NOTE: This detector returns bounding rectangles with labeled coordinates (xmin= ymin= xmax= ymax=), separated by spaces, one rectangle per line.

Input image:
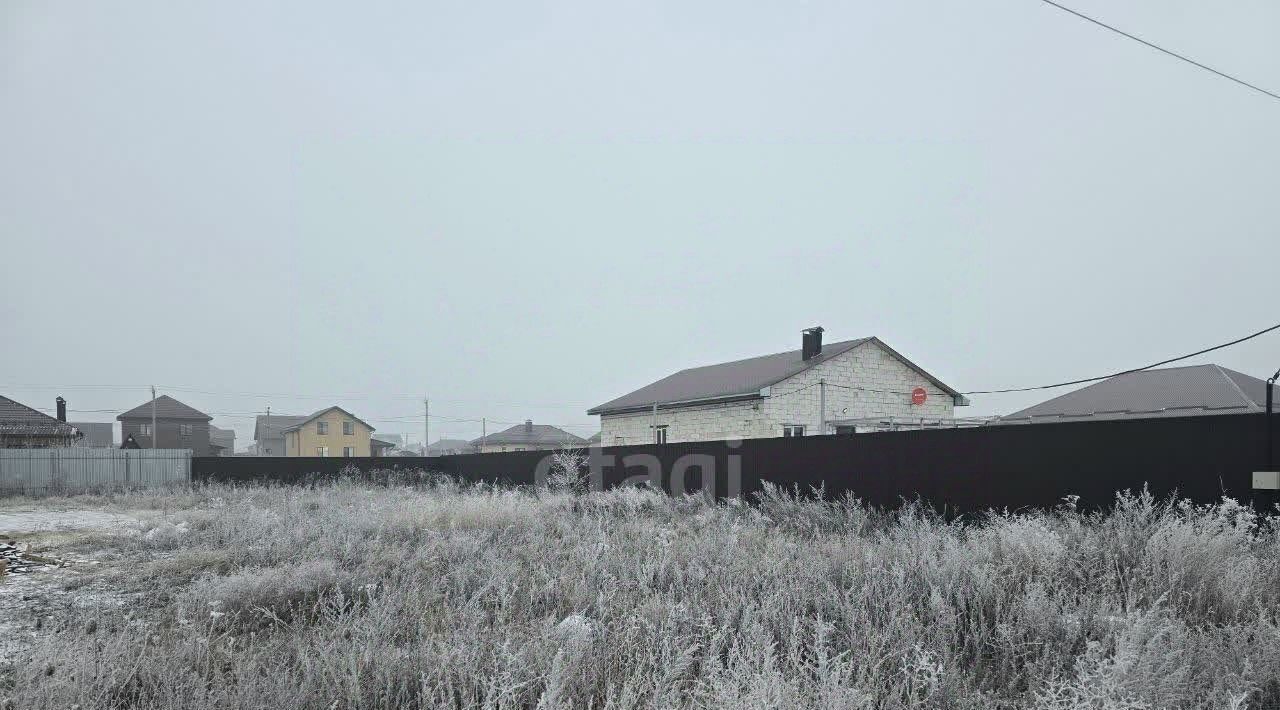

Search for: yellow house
xmin=282 ymin=406 xmax=375 ymax=457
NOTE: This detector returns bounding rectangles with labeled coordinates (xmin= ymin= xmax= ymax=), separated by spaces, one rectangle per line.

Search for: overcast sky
xmin=3 ymin=0 xmax=1278 ymax=448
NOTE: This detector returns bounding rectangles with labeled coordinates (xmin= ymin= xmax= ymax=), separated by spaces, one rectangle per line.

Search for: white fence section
xmin=0 ymin=449 xmax=192 ymax=494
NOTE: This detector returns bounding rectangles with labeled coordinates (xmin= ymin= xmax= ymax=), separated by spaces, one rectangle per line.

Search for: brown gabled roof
xmin=0 ymin=395 xmax=80 ymax=438
xmin=280 ymin=406 xmax=375 ymax=433
xmin=117 ymin=395 xmax=211 ymax=421
xmin=589 ymin=336 xmax=964 ymax=415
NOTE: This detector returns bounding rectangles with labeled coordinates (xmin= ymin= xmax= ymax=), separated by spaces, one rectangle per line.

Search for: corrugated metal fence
xmin=0 ymin=449 xmax=192 ymax=495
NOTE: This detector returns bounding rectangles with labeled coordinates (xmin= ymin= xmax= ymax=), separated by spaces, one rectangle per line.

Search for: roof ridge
xmin=1211 ymin=364 xmax=1262 ymax=411
xmin=674 ymin=337 xmax=869 ymax=374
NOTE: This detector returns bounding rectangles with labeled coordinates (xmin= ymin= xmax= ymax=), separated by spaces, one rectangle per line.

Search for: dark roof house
xmin=119 ymin=395 xmax=213 ymax=421
xmin=471 ymin=420 xmax=588 ymax=450
xmin=998 ymin=364 xmax=1273 ymax=424
xmin=0 ymin=395 xmax=82 ymax=448
xmin=589 ymin=336 xmax=966 ymax=416
xmin=117 ymin=395 xmax=213 ymax=454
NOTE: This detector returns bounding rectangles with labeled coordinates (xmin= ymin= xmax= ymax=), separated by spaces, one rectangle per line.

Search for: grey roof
xmin=209 ymin=426 xmax=236 ymax=450
xmin=280 ymin=406 xmax=375 ymax=433
xmin=998 ymin=364 xmax=1272 ymax=424
xmin=0 ymin=395 xmax=80 ymax=438
xmin=471 ymin=422 xmax=588 ymax=447
xmin=588 ymin=336 xmax=963 ymax=415
xmin=254 ymin=414 xmax=308 ymax=440
xmin=69 ymin=422 xmax=114 ymax=447
xmin=426 ymin=438 xmax=473 ymax=455
xmin=371 ymin=433 xmax=400 ymax=446
xmin=118 ymin=395 xmax=211 ymax=421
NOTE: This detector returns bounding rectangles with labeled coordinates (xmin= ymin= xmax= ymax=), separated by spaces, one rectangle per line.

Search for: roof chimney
xmin=56 ymin=396 xmax=67 ymax=422
xmin=801 ymin=326 xmax=824 ymax=360
xmin=524 ymin=419 xmax=533 ymax=433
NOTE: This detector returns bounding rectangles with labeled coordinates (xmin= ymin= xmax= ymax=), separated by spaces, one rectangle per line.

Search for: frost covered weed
xmin=4 ymin=482 xmax=1280 ymax=709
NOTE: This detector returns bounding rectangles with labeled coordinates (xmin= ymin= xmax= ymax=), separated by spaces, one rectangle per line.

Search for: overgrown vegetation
xmin=2 ymin=477 xmax=1279 ymax=709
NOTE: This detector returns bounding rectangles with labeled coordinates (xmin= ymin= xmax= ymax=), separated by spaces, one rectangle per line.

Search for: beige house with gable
xmin=282 ymin=406 xmax=375 ymax=457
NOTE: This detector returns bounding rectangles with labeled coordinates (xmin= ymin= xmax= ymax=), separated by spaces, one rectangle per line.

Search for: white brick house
xmin=589 ymin=328 xmax=967 ymax=445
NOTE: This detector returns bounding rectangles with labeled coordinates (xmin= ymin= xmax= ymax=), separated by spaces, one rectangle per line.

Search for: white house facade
xmin=589 ymin=328 xmax=967 ymax=445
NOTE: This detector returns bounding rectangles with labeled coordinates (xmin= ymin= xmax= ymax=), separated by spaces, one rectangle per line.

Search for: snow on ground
xmin=0 ymin=510 xmax=139 ymax=536
xmin=0 ymin=508 xmax=142 ymax=664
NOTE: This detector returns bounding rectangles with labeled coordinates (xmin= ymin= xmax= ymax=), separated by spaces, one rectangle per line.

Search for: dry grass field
xmin=1 ymin=476 xmax=1278 ymax=709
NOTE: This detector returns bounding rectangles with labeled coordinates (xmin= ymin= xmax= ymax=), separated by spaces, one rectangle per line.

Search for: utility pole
xmin=481 ymin=418 xmax=486 ymax=452
xmin=424 ymin=398 xmax=429 ymax=456
xmin=265 ymin=406 xmax=271 ymax=456
xmin=1268 ymin=368 xmax=1278 ymax=470
xmin=819 ymin=379 xmax=826 ymax=436
xmin=150 ymin=385 xmax=157 ymax=449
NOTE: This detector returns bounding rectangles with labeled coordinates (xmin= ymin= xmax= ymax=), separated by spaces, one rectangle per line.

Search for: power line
xmin=962 ymin=320 xmax=1280 ymax=395
xmin=1039 ymin=0 xmax=1280 ymax=102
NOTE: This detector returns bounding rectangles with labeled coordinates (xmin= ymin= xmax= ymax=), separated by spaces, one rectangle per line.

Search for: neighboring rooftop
xmin=209 ymin=426 xmax=236 ymax=450
xmin=69 ymin=422 xmax=114 ymax=447
xmin=0 ymin=395 xmax=80 ymax=439
xmin=589 ymin=335 xmax=963 ymax=415
xmin=998 ymin=364 xmax=1273 ymax=424
xmin=117 ymin=395 xmax=211 ymax=421
xmin=426 ymin=438 xmax=473 ymax=455
xmin=254 ymin=414 xmax=309 ymax=440
xmin=472 ymin=421 xmax=588 ymax=447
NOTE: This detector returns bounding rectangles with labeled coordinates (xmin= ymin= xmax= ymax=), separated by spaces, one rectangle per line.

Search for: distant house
xmin=471 ymin=420 xmax=588 ymax=454
xmin=0 ymin=395 xmax=81 ymax=448
xmin=253 ymin=414 xmax=308 ymax=456
xmin=117 ymin=396 xmax=214 ymax=454
xmin=69 ymin=422 xmax=114 ymax=448
xmin=997 ymin=364 xmax=1274 ymax=425
xmin=370 ymin=434 xmax=398 ymax=457
xmin=209 ymin=426 xmax=236 ymax=456
xmin=280 ymin=406 xmax=375 ymax=457
xmin=588 ymin=327 xmax=966 ymax=445
xmin=425 ymin=438 xmax=473 ymax=456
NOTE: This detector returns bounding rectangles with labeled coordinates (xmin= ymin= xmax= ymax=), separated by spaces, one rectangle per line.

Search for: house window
xmin=316 ymin=446 xmax=329 ymax=457
xmin=179 ymin=424 xmax=193 ymax=436
xmin=140 ymin=424 xmax=153 ymax=437
xmin=317 ymin=421 xmax=329 ymax=435
xmin=651 ymin=424 xmax=668 ymax=444
xmin=343 ymin=420 xmax=354 ymax=435
xmin=782 ymin=425 xmax=805 ymax=438
xmin=343 ymin=446 xmax=355 ymax=457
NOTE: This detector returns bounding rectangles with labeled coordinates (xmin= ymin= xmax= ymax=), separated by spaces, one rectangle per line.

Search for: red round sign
xmin=911 ymin=387 xmax=927 ymax=406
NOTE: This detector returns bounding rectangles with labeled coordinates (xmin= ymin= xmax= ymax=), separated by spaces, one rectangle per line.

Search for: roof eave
xmin=591 ymin=391 xmax=766 ymax=417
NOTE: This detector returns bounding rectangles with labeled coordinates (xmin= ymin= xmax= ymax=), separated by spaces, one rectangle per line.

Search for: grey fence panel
xmin=0 ymin=449 xmax=191 ymax=495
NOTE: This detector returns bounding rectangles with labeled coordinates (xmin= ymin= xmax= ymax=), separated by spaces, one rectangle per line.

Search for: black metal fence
xmin=193 ymin=413 xmax=1280 ymax=513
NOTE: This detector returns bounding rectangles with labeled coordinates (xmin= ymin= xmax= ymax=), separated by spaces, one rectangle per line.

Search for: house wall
xmin=599 ymin=340 xmax=957 ymax=445
xmin=119 ymin=418 xmax=212 ymax=455
xmin=284 ymin=410 xmax=373 ymax=457
xmin=256 ymin=435 xmax=286 ymax=456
